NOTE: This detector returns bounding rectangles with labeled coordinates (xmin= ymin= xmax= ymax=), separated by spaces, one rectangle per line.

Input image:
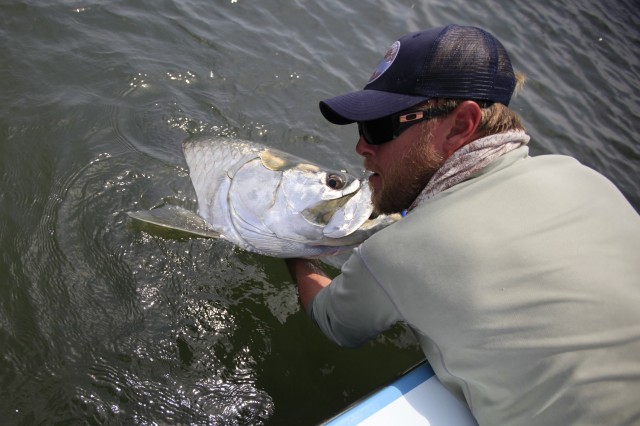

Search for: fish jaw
xmin=265 ymin=165 xmax=361 ymax=243
xmin=322 ymin=180 xmax=374 ymax=239
xmin=318 ymin=180 xmax=400 ymax=245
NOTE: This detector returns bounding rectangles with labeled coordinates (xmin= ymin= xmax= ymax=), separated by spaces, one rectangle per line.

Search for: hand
xmin=285 ymin=258 xmax=332 ymax=310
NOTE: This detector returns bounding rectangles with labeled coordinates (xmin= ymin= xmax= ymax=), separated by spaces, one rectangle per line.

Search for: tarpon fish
xmin=128 ymin=137 xmax=398 ymax=258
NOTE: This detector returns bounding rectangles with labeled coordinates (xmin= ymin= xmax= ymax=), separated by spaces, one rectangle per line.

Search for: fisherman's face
xmin=356 ymin=119 xmax=446 ymax=214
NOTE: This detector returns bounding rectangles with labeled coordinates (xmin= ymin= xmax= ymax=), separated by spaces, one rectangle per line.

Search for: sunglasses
xmin=357 ymin=106 xmax=457 ymax=146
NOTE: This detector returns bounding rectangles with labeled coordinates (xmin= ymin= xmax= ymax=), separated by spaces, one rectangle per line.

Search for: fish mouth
xmin=362 ymin=167 xmax=379 ymax=179
xmin=301 ymin=188 xmax=359 ymax=225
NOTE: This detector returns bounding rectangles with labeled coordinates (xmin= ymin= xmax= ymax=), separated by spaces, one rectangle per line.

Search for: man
xmin=286 ymin=25 xmax=640 ymax=425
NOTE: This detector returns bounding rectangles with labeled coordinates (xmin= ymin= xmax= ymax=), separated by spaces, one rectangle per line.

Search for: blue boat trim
xmin=324 ymin=361 xmax=435 ymax=425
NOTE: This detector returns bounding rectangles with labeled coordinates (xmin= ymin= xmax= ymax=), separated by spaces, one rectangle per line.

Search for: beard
xmin=369 ymin=137 xmax=445 ymax=215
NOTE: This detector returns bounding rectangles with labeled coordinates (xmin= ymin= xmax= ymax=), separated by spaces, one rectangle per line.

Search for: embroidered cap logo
xmin=368 ymin=41 xmax=400 ymax=84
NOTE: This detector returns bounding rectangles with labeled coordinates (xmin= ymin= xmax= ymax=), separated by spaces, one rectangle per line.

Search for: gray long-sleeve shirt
xmin=310 ymin=147 xmax=640 ymax=425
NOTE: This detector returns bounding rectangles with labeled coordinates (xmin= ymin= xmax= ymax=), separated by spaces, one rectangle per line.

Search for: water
xmin=0 ymin=0 xmax=638 ymax=424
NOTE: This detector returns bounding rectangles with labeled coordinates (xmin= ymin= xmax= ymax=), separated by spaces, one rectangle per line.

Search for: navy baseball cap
xmin=320 ymin=25 xmax=516 ymax=125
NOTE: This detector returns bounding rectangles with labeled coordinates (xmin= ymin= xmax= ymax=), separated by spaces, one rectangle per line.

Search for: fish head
xmin=257 ymin=149 xmax=374 ymax=241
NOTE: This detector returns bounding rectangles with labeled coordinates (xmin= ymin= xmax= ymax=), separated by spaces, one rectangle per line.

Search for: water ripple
xmin=1 ymin=0 xmax=638 ymax=424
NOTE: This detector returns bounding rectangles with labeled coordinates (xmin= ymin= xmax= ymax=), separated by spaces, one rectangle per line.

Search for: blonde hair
xmin=476 ymin=71 xmax=527 ymax=136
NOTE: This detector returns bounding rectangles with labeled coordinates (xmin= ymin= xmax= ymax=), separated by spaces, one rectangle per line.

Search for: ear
xmin=442 ymin=101 xmax=482 ymax=157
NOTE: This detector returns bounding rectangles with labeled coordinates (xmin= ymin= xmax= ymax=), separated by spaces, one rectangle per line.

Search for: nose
xmin=356 ymin=134 xmax=375 ymax=157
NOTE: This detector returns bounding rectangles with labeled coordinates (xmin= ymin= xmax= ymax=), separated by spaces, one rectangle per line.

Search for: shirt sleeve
xmin=308 ymin=246 xmax=403 ymax=347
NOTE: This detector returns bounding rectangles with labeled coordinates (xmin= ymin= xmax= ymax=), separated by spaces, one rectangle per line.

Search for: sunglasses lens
xmin=358 ymin=116 xmax=395 ymax=145
xmin=357 ymin=106 xmax=457 ymax=145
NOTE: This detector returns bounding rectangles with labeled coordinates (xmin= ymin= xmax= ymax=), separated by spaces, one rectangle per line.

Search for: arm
xmin=287 ymin=252 xmax=400 ymax=347
xmin=285 ymin=258 xmax=331 ymax=311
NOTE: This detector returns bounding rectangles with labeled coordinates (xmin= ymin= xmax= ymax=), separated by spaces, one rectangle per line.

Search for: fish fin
xmin=127 ymin=205 xmax=221 ymax=239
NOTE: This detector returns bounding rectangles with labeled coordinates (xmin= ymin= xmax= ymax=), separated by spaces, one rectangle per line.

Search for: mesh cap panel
xmin=418 ymin=26 xmax=515 ymax=103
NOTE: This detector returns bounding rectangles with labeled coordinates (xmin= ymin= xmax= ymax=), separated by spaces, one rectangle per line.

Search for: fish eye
xmin=326 ymin=173 xmax=345 ymax=190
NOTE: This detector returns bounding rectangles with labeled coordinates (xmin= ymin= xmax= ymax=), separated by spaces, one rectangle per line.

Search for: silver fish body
xmin=130 ymin=137 xmax=398 ymax=258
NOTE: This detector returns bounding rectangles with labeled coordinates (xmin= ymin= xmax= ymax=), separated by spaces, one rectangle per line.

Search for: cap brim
xmin=319 ymin=89 xmax=429 ymax=124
